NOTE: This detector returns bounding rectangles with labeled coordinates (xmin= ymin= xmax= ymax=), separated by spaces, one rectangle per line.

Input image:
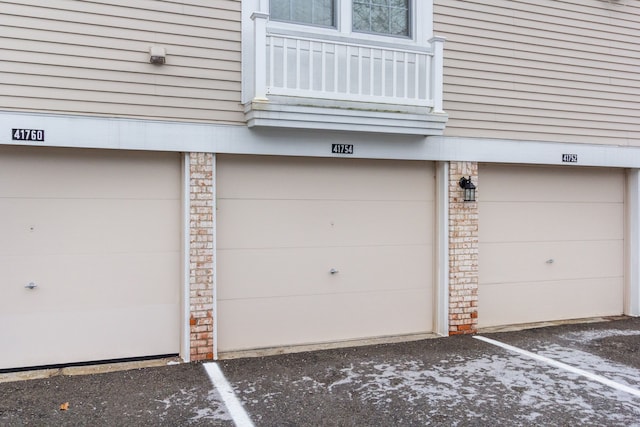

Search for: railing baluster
xmin=345 ymin=46 xmax=351 ymax=94
xmin=414 ymin=53 xmax=420 ymax=101
xmin=321 ymin=43 xmax=326 ymax=92
xmin=283 ymin=38 xmax=288 ymax=89
xmin=269 ymin=36 xmax=274 ymax=90
xmin=296 ymin=39 xmax=301 ymax=89
xmin=403 ymin=52 xmax=409 ymax=99
xmin=333 ymin=45 xmax=338 ymax=93
xmin=308 ymin=41 xmax=314 ymax=91
xmin=392 ymin=51 xmax=397 ymax=98
xmin=381 ymin=49 xmax=386 ymax=98
xmin=425 ymin=54 xmax=431 ymax=103
xmin=358 ymin=47 xmax=363 ymax=95
xmin=369 ymin=48 xmax=375 ymax=96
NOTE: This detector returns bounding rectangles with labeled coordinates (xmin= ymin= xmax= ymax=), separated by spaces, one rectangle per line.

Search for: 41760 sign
xmin=12 ymin=128 xmax=45 ymax=142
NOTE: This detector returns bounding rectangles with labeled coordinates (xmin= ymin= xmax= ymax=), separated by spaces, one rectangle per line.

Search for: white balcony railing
xmin=250 ymin=12 xmax=445 ymax=113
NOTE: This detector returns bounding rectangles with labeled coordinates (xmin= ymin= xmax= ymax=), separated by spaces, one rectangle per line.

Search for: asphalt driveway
xmin=1 ymin=317 xmax=640 ymax=426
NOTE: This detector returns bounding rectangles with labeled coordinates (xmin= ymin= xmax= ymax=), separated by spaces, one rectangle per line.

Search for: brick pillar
xmin=189 ymin=153 xmax=214 ymax=360
xmin=449 ymin=162 xmax=479 ymax=335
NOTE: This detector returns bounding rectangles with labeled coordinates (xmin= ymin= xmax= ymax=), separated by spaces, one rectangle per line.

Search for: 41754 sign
xmin=12 ymin=128 xmax=45 ymax=142
xmin=331 ymin=144 xmax=354 ymax=155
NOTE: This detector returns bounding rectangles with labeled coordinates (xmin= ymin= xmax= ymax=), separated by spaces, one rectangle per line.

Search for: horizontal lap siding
xmin=434 ymin=0 xmax=640 ymax=146
xmin=0 ymin=0 xmax=243 ymax=124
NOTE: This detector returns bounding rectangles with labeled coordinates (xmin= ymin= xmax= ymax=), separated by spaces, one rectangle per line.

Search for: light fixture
xmin=459 ymin=176 xmax=476 ymax=202
xmin=149 ymin=46 xmax=166 ymax=65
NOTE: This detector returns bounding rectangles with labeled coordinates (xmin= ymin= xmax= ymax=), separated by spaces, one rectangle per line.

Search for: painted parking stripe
xmin=204 ymin=362 xmax=255 ymax=427
xmin=474 ymin=335 xmax=640 ymax=398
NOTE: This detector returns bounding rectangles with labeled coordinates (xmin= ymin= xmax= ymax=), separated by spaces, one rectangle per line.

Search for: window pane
xmin=352 ymin=0 xmax=409 ymax=36
xmin=271 ymin=0 xmax=290 ymax=21
xmin=353 ymin=3 xmax=370 ymax=32
xmin=370 ymin=6 xmax=389 ymax=34
xmin=271 ymin=0 xmax=335 ymax=27
xmin=389 ymin=8 xmax=408 ymax=35
xmin=292 ymin=1 xmax=313 ymax=23
xmin=314 ymin=0 xmax=335 ymax=26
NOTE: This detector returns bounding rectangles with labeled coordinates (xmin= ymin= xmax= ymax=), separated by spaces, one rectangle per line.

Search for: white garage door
xmin=217 ymin=155 xmax=434 ymax=352
xmin=0 ymin=146 xmax=181 ymax=370
xmin=478 ymin=164 xmax=624 ymax=327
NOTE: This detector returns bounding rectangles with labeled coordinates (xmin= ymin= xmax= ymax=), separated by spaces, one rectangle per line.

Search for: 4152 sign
xmin=12 ymin=128 xmax=45 ymax=142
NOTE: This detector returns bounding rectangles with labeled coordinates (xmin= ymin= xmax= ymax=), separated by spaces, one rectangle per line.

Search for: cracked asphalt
xmin=1 ymin=317 xmax=639 ymax=426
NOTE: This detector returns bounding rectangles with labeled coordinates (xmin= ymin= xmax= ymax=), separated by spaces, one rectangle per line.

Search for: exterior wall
xmin=189 ymin=153 xmax=215 ymax=361
xmin=434 ymin=0 xmax=640 ymax=146
xmin=448 ymin=161 xmax=479 ymax=334
xmin=0 ymin=0 xmax=243 ymax=124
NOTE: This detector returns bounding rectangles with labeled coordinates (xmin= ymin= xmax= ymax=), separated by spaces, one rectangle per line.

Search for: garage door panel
xmin=0 ymin=147 xmax=180 ymax=199
xmin=218 ymin=244 xmax=432 ymax=300
xmin=0 ymin=304 xmax=178 ymax=369
xmin=1 ymin=252 xmax=179 ymax=314
xmin=479 ymin=240 xmax=623 ymax=285
xmin=218 ymin=156 xmax=434 ymax=352
xmin=0 ymin=147 xmax=180 ymax=370
xmin=217 ymin=155 xmax=434 ymax=202
xmin=479 ymin=164 xmax=624 ymax=329
xmin=218 ymin=199 xmax=433 ymax=249
xmin=1 ymin=199 xmax=180 ymax=255
xmin=218 ymin=289 xmax=433 ymax=352
xmin=479 ymin=202 xmax=623 ymax=243
xmin=479 ymin=278 xmax=624 ymax=327
xmin=480 ymin=165 xmax=624 ymax=203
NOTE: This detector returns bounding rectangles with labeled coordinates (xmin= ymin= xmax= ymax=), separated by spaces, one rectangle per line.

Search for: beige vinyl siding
xmin=0 ymin=0 xmax=243 ymax=124
xmin=434 ymin=0 xmax=640 ymax=146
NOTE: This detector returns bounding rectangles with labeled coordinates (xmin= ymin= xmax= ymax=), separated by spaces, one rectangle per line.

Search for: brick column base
xmin=189 ymin=153 xmax=214 ymax=360
xmin=449 ymin=162 xmax=479 ymax=335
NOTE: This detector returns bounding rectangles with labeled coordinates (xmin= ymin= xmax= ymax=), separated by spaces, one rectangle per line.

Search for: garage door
xmin=0 ymin=146 xmax=181 ymax=370
xmin=217 ymin=155 xmax=434 ymax=352
xmin=478 ymin=164 xmax=624 ymax=327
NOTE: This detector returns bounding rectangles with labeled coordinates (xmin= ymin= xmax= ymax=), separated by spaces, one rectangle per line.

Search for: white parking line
xmin=204 ymin=362 xmax=255 ymax=427
xmin=474 ymin=335 xmax=640 ymax=398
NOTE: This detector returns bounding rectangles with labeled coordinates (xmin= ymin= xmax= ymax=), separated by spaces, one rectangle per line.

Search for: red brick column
xmin=449 ymin=161 xmax=479 ymax=335
xmin=189 ymin=153 xmax=214 ymax=360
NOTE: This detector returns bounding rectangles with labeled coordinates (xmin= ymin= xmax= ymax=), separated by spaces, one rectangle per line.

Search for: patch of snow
xmin=561 ymin=328 xmax=640 ymax=344
xmin=155 ymin=387 xmax=231 ymax=423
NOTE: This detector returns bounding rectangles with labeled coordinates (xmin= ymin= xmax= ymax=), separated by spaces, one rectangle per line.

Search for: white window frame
xmin=246 ymin=0 xmax=432 ymax=47
xmin=241 ymin=0 xmax=435 ymax=104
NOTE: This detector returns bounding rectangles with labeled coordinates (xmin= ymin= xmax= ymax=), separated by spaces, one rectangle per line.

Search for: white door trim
xmin=212 ymin=153 xmax=219 ymax=360
xmin=626 ymin=169 xmax=640 ymax=316
xmin=435 ymin=161 xmax=449 ymax=336
xmin=181 ymin=153 xmax=191 ymax=362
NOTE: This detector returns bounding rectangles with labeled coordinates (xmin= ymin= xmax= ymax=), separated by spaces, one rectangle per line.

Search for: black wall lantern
xmin=459 ymin=176 xmax=476 ymax=202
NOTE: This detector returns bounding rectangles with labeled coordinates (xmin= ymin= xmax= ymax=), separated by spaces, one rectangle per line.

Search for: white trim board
xmin=2 ymin=111 xmax=640 ymax=168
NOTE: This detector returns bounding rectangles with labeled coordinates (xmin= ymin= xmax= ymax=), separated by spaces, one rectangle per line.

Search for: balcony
xmin=244 ymin=12 xmax=448 ymax=136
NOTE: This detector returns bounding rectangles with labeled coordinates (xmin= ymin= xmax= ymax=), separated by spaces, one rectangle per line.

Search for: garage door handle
xmin=330 ymin=268 xmax=339 ymax=275
xmin=546 ymin=259 xmax=554 ymax=264
xmin=24 ymin=282 xmax=38 ymax=290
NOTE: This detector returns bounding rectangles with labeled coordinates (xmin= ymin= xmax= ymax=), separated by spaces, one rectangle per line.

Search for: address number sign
xmin=12 ymin=128 xmax=45 ymax=142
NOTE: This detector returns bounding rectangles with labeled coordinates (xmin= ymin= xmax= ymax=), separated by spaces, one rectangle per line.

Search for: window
xmin=353 ymin=0 xmax=409 ymax=36
xmin=270 ymin=0 xmax=335 ymax=27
